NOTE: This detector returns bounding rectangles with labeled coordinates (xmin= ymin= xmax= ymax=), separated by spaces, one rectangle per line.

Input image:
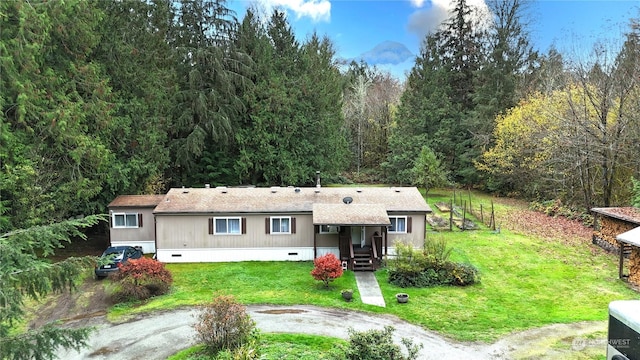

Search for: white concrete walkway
xmin=354 ymin=271 xmax=386 ymax=307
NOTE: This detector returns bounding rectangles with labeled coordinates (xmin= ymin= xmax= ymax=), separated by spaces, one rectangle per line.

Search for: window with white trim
xmin=320 ymin=225 xmax=339 ymax=234
xmin=214 ymin=217 xmax=241 ymax=235
xmin=389 ymin=216 xmax=407 ymax=233
xmin=112 ymin=213 xmax=139 ymax=228
xmin=271 ymin=216 xmax=291 ymax=234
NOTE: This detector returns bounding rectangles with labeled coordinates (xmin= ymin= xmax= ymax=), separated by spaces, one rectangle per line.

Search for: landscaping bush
xmin=310 ymin=253 xmax=343 ymax=288
xmin=342 ymin=326 xmax=422 ymax=360
xmin=110 ymin=257 xmax=173 ymax=302
xmin=194 ymin=294 xmax=258 ymax=357
xmin=388 ymin=240 xmax=479 ymax=288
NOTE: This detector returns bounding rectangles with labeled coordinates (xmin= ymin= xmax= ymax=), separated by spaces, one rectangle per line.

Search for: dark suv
xmin=95 ymin=246 xmax=143 ymax=278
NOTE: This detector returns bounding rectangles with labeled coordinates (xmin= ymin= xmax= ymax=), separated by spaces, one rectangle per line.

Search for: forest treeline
xmin=1 ymin=0 xmax=639 ymax=230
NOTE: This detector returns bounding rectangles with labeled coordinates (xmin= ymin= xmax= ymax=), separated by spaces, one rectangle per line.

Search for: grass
xmin=108 ymin=188 xmax=640 ymax=343
xmin=168 ymin=333 xmax=346 ymax=360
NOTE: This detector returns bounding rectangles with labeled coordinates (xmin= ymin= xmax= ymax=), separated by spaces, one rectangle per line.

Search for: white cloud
xmin=407 ymin=0 xmax=491 ymax=40
xmin=410 ymin=0 xmax=426 ymax=8
xmin=257 ymin=0 xmax=331 ymax=22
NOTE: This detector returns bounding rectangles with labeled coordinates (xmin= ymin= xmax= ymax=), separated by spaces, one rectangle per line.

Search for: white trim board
xmin=156 ymin=247 xmax=339 ymax=263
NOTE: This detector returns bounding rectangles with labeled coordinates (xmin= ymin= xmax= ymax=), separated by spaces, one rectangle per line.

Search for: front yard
xmin=108 ymin=191 xmax=639 ymax=343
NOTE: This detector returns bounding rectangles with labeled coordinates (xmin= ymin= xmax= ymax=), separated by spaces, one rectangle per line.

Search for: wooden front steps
xmin=352 ymin=249 xmax=374 ymax=271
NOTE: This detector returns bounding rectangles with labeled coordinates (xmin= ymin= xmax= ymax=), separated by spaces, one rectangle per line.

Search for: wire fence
xmin=428 ymin=189 xmax=497 ymax=232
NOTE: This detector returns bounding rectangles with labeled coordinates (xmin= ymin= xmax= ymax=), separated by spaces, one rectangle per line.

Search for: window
xmin=112 ymin=213 xmax=139 ymax=228
xmin=320 ymin=225 xmax=339 ymax=234
xmin=214 ymin=217 xmax=241 ymax=235
xmin=271 ymin=216 xmax=291 ymax=234
xmin=389 ymin=216 xmax=407 ymax=233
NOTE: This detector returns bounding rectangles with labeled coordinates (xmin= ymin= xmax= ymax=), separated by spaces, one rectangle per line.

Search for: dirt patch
xmin=487 ymin=321 xmax=608 ymax=359
xmin=29 ymin=277 xmax=112 ymax=329
xmin=28 ymin=232 xmax=113 ymax=329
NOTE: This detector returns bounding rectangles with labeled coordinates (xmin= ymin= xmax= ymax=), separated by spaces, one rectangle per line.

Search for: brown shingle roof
xmin=108 ymin=195 xmax=166 ymax=208
xmin=591 ymin=207 xmax=640 ymax=225
xmin=313 ymin=203 xmax=391 ymax=225
xmin=153 ymin=186 xmax=431 ymax=214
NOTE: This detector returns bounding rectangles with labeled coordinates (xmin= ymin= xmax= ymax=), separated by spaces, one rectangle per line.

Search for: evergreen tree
xmin=0 ymin=215 xmax=105 ymax=359
xmin=234 ymin=10 xmax=347 ymax=185
xmin=171 ymin=0 xmax=249 ymax=184
xmin=387 ymin=0 xmax=485 ymax=185
xmin=471 ymin=0 xmax=538 ymax=168
xmin=92 ymin=0 xmax=177 ymax=195
xmin=0 ymin=0 xmax=114 ymax=227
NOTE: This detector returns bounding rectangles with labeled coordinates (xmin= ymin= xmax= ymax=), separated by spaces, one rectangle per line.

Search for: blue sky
xmin=229 ymin=0 xmax=639 ymax=79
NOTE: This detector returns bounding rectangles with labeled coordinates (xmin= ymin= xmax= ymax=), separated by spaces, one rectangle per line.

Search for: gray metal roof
xmin=153 ymin=186 xmax=431 ymax=215
xmin=617 ymin=226 xmax=640 ymax=247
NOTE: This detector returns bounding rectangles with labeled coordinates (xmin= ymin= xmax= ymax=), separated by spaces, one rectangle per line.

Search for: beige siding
xmin=156 ymin=213 xmax=318 ymax=249
xmin=109 ymin=207 xmax=156 ymax=242
xmin=387 ymin=214 xmax=426 ymax=248
xmin=315 ymin=233 xmax=339 ymax=247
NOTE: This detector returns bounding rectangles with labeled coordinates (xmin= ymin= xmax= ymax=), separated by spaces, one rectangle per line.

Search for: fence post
xmin=480 ymin=204 xmax=484 ymax=224
xmin=449 ymin=199 xmax=453 ymax=231
xmin=490 ymin=201 xmax=496 ymax=231
xmin=462 ymin=200 xmax=467 ymax=231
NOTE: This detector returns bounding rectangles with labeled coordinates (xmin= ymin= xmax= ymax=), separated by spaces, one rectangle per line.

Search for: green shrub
xmin=423 ymin=235 xmax=452 ymax=265
xmin=109 ymin=257 xmax=173 ymax=302
xmin=214 ymin=338 xmax=261 ymax=360
xmin=194 ymin=294 xmax=259 ymax=357
xmin=342 ymin=326 xmax=422 ymax=360
xmin=388 ymin=240 xmax=479 ymax=288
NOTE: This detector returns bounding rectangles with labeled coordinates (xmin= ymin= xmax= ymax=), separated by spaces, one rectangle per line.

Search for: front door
xmin=351 ymin=226 xmax=365 ymax=248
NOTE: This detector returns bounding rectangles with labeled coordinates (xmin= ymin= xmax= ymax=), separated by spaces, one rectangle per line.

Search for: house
xmin=108 ymin=194 xmax=165 ymax=254
xmin=108 ymin=186 xmax=432 ymax=270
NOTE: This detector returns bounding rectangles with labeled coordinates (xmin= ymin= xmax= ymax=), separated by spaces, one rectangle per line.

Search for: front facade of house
xmin=109 ymin=186 xmax=431 ymax=268
xmin=153 ymin=186 xmax=431 ymax=267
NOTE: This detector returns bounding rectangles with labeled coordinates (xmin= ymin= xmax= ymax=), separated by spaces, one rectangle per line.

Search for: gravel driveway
xmin=56 ymin=305 xmax=607 ymax=359
xmin=56 ymin=305 xmax=492 ymax=359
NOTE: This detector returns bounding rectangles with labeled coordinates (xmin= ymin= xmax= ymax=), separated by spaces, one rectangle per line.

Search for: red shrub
xmin=311 ymin=253 xmax=343 ymax=288
xmin=110 ymin=257 xmax=173 ymax=302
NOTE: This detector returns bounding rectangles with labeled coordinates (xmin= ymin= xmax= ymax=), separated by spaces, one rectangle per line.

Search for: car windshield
xmin=103 ymin=249 xmax=124 ymax=261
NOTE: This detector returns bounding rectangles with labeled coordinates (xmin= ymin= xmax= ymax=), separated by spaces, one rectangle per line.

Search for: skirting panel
xmin=156 ymin=247 xmax=339 ymax=263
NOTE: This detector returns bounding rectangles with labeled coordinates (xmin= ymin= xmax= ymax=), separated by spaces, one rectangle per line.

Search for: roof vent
xmin=356 ymin=189 xmax=362 ymax=193
xmin=343 ymin=197 xmax=353 ymax=204
xmin=205 ymin=184 xmax=210 ymax=189
xmin=271 ymin=186 xmax=280 ymax=193
xmin=295 ymin=187 xmax=301 ymax=193
xmin=395 ymin=189 xmax=401 ymax=193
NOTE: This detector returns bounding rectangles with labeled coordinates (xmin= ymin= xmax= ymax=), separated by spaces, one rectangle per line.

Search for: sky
xmin=228 ymin=0 xmax=640 ymax=79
